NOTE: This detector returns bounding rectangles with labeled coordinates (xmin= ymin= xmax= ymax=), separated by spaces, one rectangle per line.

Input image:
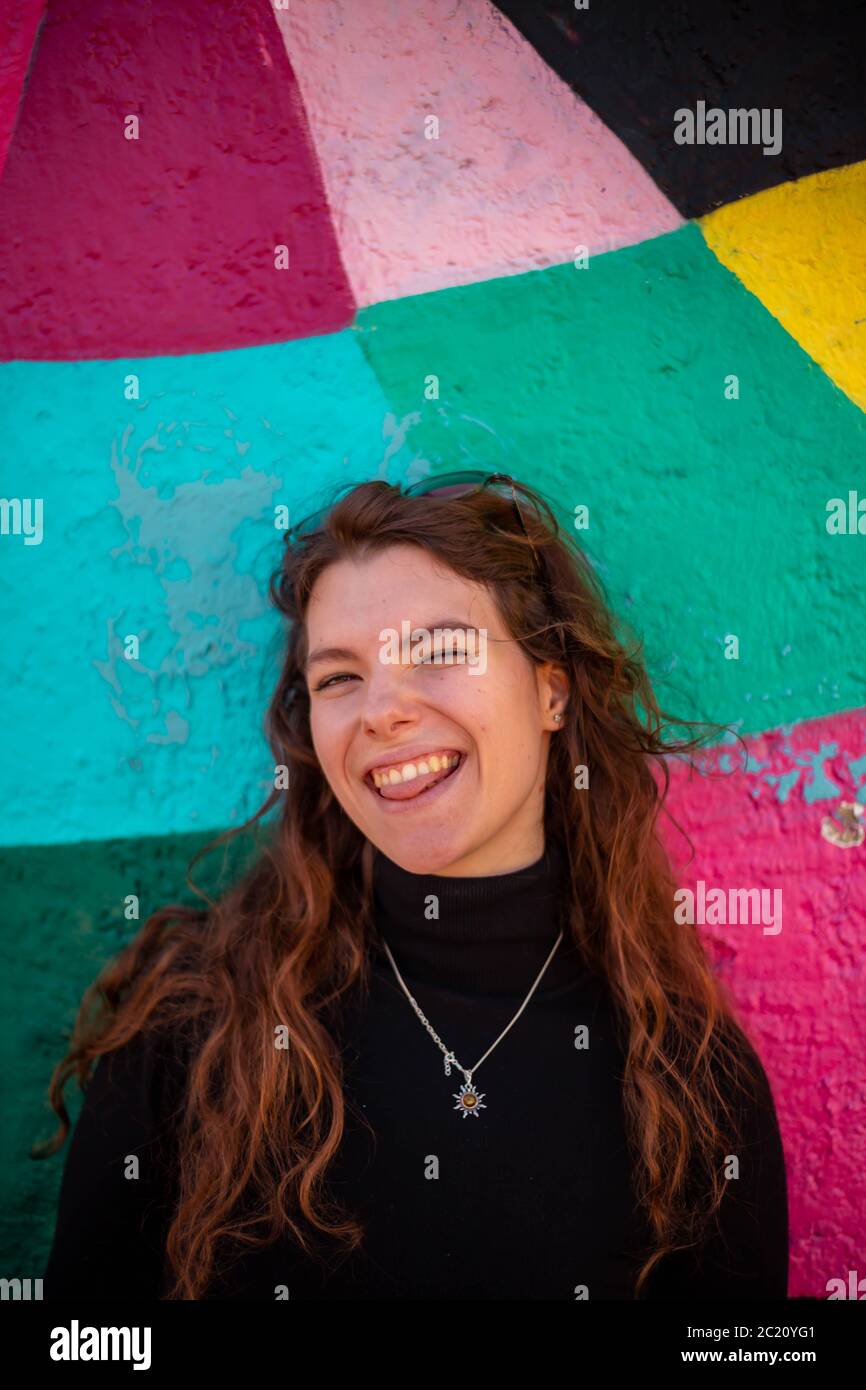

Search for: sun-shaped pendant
xmin=453 ymin=1080 xmax=486 ymax=1117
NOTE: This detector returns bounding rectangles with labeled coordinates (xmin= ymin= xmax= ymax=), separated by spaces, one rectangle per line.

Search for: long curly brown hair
xmin=34 ymin=475 xmax=763 ymax=1300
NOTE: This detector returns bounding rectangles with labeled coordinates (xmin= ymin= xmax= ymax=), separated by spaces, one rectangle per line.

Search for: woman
xmin=36 ymin=471 xmax=789 ymax=1300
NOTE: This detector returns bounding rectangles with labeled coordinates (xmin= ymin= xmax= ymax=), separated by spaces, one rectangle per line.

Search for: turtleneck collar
xmin=370 ymin=839 xmax=586 ymax=998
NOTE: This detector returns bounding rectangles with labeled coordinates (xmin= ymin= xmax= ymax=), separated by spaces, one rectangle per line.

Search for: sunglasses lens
xmin=410 ymin=472 xmax=522 ymax=504
xmin=407 ymin=470 xmax=488 ymax=498
xmin=417 ymin=483 xmax=478 ymax=500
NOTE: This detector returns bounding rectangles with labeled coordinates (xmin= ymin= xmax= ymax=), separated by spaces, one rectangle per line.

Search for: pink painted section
xmin=0 ymin=0 xmax=45 ymax=183
xmin=274 ymin=0 xmax=683 ymax=306
xmin=0 ymin=0 xmax=354 ymax=361
xmin=661 ymin=708 xmax=866 ymax=1298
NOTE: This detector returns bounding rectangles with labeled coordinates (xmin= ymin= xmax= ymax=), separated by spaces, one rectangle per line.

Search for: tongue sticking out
xmin=376 ymin=757 xmax=460 ymax=801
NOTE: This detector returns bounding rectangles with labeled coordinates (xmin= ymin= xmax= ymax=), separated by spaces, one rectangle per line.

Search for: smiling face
xmin=304 ymin=544 xmax=568 ymax=876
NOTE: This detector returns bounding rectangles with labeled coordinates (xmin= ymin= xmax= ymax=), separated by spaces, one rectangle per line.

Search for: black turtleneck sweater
xmin=42 ymin=844 xmax=789 ymax=1300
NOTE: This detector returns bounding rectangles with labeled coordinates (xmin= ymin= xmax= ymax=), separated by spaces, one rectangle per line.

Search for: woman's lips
xmin=365 ymin=752 xmax=465 ymax=811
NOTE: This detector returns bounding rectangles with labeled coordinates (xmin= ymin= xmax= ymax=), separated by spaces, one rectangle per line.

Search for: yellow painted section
xmin=700 ymin=162 xmax=866 ymax=412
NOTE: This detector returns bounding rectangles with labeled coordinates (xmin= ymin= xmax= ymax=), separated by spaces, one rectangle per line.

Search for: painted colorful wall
xmin=1 ymin=0 xmax=864 ymax=1298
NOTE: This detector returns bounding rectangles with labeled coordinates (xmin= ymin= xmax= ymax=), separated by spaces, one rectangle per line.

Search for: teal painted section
xmin=0 ymin=335 xmax=418 ymax=846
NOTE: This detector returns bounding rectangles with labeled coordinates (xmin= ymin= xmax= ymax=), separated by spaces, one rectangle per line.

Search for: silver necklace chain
xmin=378 ymin=928 xmax=564 ymax=1118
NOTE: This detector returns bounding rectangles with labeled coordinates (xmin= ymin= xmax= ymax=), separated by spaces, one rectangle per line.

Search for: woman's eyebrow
xmin=305 ymin=618 xmax=479 ymax=671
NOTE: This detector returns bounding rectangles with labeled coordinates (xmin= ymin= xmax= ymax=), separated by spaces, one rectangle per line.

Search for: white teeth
xmin=370 ymin=752 xmax=459 ymax=788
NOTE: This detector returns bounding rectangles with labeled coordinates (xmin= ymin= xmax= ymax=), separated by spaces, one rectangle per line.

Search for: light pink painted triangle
xmin=274 ymin=0 xmax=682 ymax=306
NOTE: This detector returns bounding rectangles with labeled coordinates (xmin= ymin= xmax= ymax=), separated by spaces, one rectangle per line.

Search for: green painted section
xmin=0 ymin=830 xmax=256 ymax=1275
xmin=355 ymin=224 xmax=866 ymax=735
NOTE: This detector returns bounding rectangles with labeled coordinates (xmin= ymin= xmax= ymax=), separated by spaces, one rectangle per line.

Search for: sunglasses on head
xmin=288 ymin=470 xmax=544 ymax=577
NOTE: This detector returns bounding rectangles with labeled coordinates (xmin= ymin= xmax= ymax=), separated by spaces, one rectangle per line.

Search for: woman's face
xmin=305 ymin=543 xmax=568 ymax=876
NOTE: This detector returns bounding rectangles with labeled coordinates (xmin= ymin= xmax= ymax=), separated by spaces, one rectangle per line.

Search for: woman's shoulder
xmin=644 ymin=1015 xmax=789 ymax=1299
xmin=706 ymin=1017 xmax=789 ymax=1242
xmin=712 ymin=1016 xmax=783 ymax=1131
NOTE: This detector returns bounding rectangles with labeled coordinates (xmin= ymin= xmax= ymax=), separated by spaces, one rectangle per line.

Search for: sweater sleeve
xmin=645 ymin=1031 xmax=790 ymax=1300
xmin=42 ymin=1025 xmax=185 ymax=1300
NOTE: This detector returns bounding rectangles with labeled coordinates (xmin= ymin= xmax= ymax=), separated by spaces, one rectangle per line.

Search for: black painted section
xmin=492 ymin=0 xmax=866 ymax=217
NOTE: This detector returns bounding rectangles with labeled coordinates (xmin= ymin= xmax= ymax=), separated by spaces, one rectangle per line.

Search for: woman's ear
xmin=537 ymin=661 xmax=570 ymax=726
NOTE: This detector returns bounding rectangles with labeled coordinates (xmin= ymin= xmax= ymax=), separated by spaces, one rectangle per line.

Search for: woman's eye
xmin=314 ymin=672 xmax=357 ymax=691
xmin=314 ymin=645 xmax=463 ymax=689
xmin=421 ymin=643 xmax=462 ymax=663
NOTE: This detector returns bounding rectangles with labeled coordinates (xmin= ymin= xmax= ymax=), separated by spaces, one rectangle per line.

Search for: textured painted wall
xmin=663 ymin=709 xmax=866 ymax=1293
xmin=0 ymin=0 xmax=46 ymax=181
xmin=495 ymin=0 xmax=866 ymax=216
xmin=0 ymin=337 xmax=411 ymax=844
xmin=1 ymin=0 xmax=864 ymax=1300
xmin=0 ymin=0 xmax=354 ymax=358
xmin=274 ymin=0 xmax=681 ymax=303
xmin=701 ymin=163 xmax=866 ymax=413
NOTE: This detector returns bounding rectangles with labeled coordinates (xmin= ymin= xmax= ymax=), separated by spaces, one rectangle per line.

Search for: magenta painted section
xmin=0 ymin=0 xmax=45 ymax=182
xmin=662 ymin=708 xmax=866 ymax=1298
xmin=275 ymin=0 xmax=682 ymax=305
xmin=0 ymin=0 xmax=354 ymax=361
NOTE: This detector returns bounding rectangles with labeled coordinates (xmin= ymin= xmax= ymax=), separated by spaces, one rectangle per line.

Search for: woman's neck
xmin=370 ymin=839 xmax=587 ymax=998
